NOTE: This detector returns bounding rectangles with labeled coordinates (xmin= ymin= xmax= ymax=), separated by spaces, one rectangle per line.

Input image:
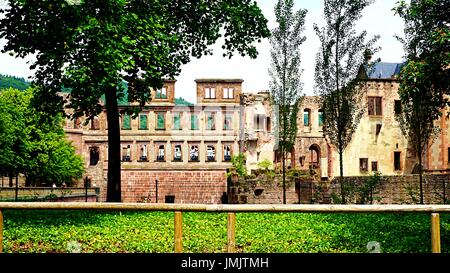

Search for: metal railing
xmin=0 ymin=203 xmax=449 ymax=253
xmin=0 ymin=187 xmax=100 ymax=202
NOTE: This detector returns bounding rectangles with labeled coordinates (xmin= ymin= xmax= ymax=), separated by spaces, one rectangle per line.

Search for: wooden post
xmin=431 ymin=213 xmax=441 ymax=253
xmin=0 ymin=210 xmax=3 ymax=253
xmin=227 ymin=212 xmax=236 ymax=253
xmin=174 ymin=211 xmax=182 ymax=253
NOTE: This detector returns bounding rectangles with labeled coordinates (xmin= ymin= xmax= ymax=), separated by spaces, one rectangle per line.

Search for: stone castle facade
xmin=64 ymin=62 xmax=450 ymax=203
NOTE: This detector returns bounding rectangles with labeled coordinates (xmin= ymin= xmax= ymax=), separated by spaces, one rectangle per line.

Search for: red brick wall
xmin=115 ymin=170 xmax=227 ymax=203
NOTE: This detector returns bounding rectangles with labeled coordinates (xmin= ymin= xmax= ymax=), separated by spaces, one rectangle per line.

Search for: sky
xmin=0 ymin=0 xmax=406 ymax=103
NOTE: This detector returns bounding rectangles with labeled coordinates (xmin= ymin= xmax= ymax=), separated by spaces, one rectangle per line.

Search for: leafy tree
xmin=0 ymin=0 xmax=270 ymax=201
xmin=394 ymin=0 xmax=450 ymax=204
xmin=269 ymin=0 xmax=307 ymax=204
xmin=314 ymin=0 xmax=379 ymax=203
xmin=0 ymin=88 xmax=84 ymax=186
xmin=230 ymin=153 xmax=247 ymax=178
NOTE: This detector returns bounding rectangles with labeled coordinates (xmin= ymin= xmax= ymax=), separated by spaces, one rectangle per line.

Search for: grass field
xmin=2 ymin=210 xmax=449 ymax=253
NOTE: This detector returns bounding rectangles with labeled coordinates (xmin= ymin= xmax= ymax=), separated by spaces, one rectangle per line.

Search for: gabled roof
xmin=368 ymin=62 xmax=405 ymax=79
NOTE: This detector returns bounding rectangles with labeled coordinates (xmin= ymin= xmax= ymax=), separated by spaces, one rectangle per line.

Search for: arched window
xmin=309 ymin=145 xmax=320 ymax=168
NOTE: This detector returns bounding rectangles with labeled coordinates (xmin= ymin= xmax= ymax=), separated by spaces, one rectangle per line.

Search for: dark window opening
xmin=394 ymin=100 xmax=402 ymax=115
xmin=90 ymin=117 xmax=100 ymax=130
xmin=165 ymin=195 xmax=175 ymax=203
xmin=394 ymin=152 xmax=401 ymax=171
xmin=371 ymin=161 xmax=378 ymax=172
xmin=89 ymin=147 xmax=99 ymax=166
xmin=206 ymin=145 xmax=216 ymax=161
xmin=360 ymin=158 xmax=368 ymax=172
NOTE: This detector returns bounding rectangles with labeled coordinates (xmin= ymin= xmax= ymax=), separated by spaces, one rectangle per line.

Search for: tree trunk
xmin=282 ymin=146 xmax=286 ymax=204
xmin=418 ymin=148 xmax=424 ymax=204
xmin=105 ymin=88 xmax=121 ymax=202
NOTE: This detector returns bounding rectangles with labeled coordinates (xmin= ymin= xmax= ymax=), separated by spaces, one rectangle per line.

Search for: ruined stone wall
xmin=329 ymin=174 xmax=450 ymax=204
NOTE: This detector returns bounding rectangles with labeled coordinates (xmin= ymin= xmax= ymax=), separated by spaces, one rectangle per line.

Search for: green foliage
xmin=3 ymin=210 xmax=450 ymax=253
xmin=0 ymin=74 xmax=30 ymax=91
xmin=230 ymin=153 xmax=247 ymax=178
xmin=393 ymin=0 xmax=449 ymax=204
xmin=257 ymin=159 xmax=273 ymax=171
xmin=175 ymin=97 xmax=193 ymax=106
xmin=0 ymin=88 xmax=84 ymax=186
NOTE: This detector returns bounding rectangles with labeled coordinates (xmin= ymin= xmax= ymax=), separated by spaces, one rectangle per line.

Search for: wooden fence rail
xmin=0 ymin=202 xmax=449 ymax=253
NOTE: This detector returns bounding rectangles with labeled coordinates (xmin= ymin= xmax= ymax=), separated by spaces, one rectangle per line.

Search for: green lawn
xmin=2 ymin=210 xmax=449 ymax=253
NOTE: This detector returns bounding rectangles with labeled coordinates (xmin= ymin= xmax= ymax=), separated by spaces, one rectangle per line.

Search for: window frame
xmin=121 ymin=114 xmax=131 ymax=130
xmin=188 ymin=143 xmax=200 ymax=162
xmin=155 ymin=87 xmax=167 ymax=99
xmin=206 ymin=112 xmax=216 ymax=130
xmin=223 ymin=87 xmax=234 ymax=99
xmin=206 ymin=143 xmax=217 ymax=162
xmin=155 ymin=143 xmax=166 ymax=161
xmin=156 ymin=112 xmax=166 ymax=130
xmin=89 ymin=146 xmax=100 ymax=166
xmin=223 ymin=143 xmax=233 ymax=162
xmin=394 ymin=151 xmax=401 ymax=171
xmin=223 ymin=113 xmax=233 ymax=130
xmin=190 ymin=113 xmax=200 ymax=130
xmin=121 ymin=144 xmax=132 ymax=162
xmin=368 ymin=96 xmax=383 ymax=116
xmin=359 ymin=158 xmax=369 ymax=172
xmin=138 ymin=143 xmax=149 ymax=162
xmin=172 ymin=112 xmax=182 ymax=130
xmin=138 ymin=113 xmax=148 ymax=130
xmin=173 ymin=143 xmax=183 ymax=162
xmin=205 ymin=87 xmax=216 ymax=99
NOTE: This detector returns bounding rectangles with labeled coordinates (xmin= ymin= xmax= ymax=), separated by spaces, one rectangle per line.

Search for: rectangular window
xmin=74 ymin=117 xmax=81 ymax=129
xmin=394 ymin=152 xmax=401 ymax=171
xmin=156 ymin=87 xmax=167 ymax=99
xmin=224 ymin=114 xmax=233 ymax=130
xmin=318 ymin=110 xmax=324 ymax=127
xmin=156 ymin=112 xmax=165 ymax=130
xmin=205 ymin=87 xmax=216 ymax=99
xmin=359 ymin=158 xmax=368 ymax=172
xmin=206 ymin=144 xmax=216 ymax=162
xmin=90 ymin=117 xmax=100 ymax=130
xmin=189 ymin=144 xmax=199 ymax=161
xmin=122 ymin=114 xmax=131 ymax=130
xmin=165 ymin=195 xmax=175 ymax=203
xmin=304 ymin=110 xmax=310 ymax=126
xmin=223 ymin=88 xmax=234 ymax=99
xmin=191 ymin=114 xmax=199 ymax=130
xmin=89 ymin=147 xmax=99 ymax=166
xmin=138 ymin=143 xmax=148 ymax=161
xmin=173 ymin=144 xmax=182 ymax=161
xmin=206 ymin=112 xmax=216 ymax=130
xmin=139 ymin=113 xmax=148 ymax=130
xmin=156 ymin=143 xmax=165 ymax=161
xmin=172 ymin=113 xmax=181 ymax=130
xmin=122 ymin=144 xmax=131 ymax=162
xmin=368 ymin=97 xmax=383 ymax=116
xmin=266 ymin=117 xmax=271 ymax=132
xmin=371 ymin=161 xmax=378 ymax=172
xmin=254 ymin=114 xmax=265 ymax=130
xmin=223 ymin=144 xmax=233 ymax=162
xmin=394 ymin=100 xmax=402 ymax=115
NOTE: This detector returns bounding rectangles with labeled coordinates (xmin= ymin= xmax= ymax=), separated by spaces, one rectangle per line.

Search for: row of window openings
xmin=205 ymin=87 xmax=234 ymax=99
xmin=359 ymin=152 xmax=402 ymax=172
xmin=90 ymin=144 xmax=233 ymax=165
xmin=80 ymin=113 xmax=234 ymax=131
xmin=303 ymin=109 xmax=324 ymax=127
